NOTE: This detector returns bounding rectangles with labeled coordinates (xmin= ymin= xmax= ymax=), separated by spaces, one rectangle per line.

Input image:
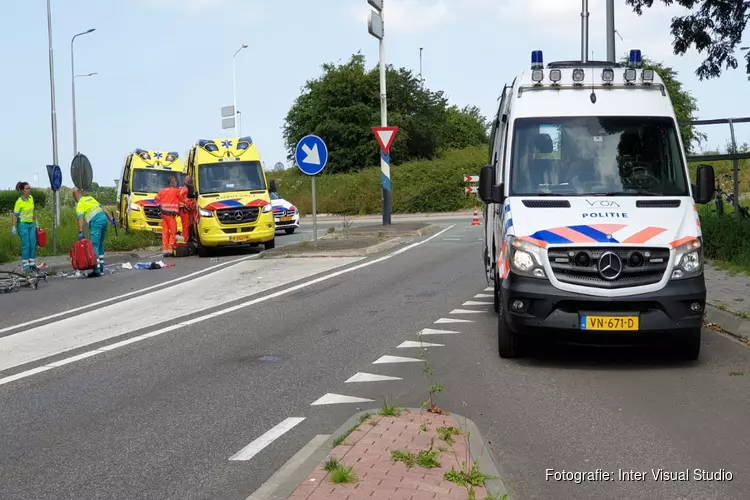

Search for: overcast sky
xmin=2 ymin=0 xmax=749 ymax=190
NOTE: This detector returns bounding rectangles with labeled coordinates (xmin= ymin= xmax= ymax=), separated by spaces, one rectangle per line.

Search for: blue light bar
xmin=628 ymin=49 xmax=642 ymax=68
xmin=531 ymin=50 xmax=543 ymax=70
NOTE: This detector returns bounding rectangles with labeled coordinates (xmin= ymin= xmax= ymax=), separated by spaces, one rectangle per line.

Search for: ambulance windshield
xmin=198 ymin=161 xmax=266 ymax=194
xmin=509 ymin=116 xmax=690 ymax=197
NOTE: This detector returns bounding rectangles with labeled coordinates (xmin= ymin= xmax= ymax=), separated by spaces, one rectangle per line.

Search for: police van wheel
xmin=497 ymin=303 xmax=522 ymax=358
xmin=285 ymin=227 xmax=296 ymax=234
xmin=264 ymin=238 xmax=276 ymax=251
xmin=493 ymin=273 xmax=500 ymax=314
xmin=674 ymin=328 xmax=701 ymax=361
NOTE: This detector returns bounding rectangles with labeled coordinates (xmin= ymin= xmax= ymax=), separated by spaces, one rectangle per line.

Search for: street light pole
xmin=71 ymin=28 xmax=95 ymax=158
xmin=232 ymin=44 xmax=248 ymax=136
xmin=606 ymin=0 xmax=615 ymax=62
xmin=46 ymin=0 xmax=60 ymax=250
xmin=419 ymin=47 xmax=423 ymax=87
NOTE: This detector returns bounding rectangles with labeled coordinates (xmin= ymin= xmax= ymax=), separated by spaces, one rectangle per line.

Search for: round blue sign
xmin=294 ymin=135 xmax=328 ymax=176
xmin=51 ymin=165 xmax=62 ymax=191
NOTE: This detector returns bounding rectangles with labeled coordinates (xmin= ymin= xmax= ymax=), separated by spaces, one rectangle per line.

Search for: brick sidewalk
xmin=286 ymin=409 xmax=491 ymax=500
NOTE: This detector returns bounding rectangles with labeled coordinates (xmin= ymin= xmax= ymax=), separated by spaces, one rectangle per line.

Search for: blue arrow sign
xmin=48 ymin=164 xmax=62 ymax=191
xmin=294 ymin=134 xmax=328 ymax=176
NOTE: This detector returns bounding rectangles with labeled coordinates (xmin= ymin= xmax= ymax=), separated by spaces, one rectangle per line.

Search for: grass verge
xmin=0 ymin=206 xmax=159 ymax=264
xmin=699 ymin=207 xmax=750 ymax=274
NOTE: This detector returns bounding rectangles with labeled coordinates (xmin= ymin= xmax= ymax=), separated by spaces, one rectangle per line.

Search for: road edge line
xmin=0 ymin=225 xmax=455 ymax=388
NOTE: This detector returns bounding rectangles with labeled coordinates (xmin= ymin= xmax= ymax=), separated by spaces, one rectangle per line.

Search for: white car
xmin=270 ymin=191 xmax=300 ymax=234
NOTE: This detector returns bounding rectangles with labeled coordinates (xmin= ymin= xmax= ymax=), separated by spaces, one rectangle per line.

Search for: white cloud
xmin=347 ymin=0 xmax=452 ymax=35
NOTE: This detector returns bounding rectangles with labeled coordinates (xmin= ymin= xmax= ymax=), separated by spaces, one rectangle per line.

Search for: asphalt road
xmin=3 ymin=216 xmax=746 ymax=500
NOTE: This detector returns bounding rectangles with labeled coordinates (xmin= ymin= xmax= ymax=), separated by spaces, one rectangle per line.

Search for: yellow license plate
xmin=281 ymin=216 xmax=293 ymax=221
xmin=581 ymin=315 xmax=639 ymax=331
xmin=231 ymin=235 xmax=250 ymax=241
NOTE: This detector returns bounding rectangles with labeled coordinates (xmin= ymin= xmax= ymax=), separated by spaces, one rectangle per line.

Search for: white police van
xmin=478 ymin=49 xmax=716 ymax=360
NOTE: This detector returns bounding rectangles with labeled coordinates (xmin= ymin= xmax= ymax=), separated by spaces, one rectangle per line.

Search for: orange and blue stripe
xmin=527 ymin=224 xmax=627 ymax=244
xmin=204 ymin=199 xmax=269 ymax=211
xmin=135 ymin=199 xmax=157 ymax=207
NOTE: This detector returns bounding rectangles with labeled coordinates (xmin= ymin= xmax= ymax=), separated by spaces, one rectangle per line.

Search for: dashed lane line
xmin=463 ymin=300 xmax=493 ymax=306
xmin=434 ymin=317 xmax=473 ymax=324
xmin=396 ymin=341 xmax=444 ymax=348
xmin=449 ymin=308 xmax=486 ymax=314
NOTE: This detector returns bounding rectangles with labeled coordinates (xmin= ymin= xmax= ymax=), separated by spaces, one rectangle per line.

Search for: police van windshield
xmin=131 ymin=170 xmax=185 ymax=193
xmin=509 ymin=116 xmax=689 ymax=197
xmin=198 ymin=161 xmax=266 ymax=194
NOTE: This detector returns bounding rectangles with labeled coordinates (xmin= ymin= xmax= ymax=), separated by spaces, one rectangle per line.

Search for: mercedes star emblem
xmin=234 ymin=210 xmax=244 ymax=220
xmin=597 ymin=251 xmax=623 ymax=280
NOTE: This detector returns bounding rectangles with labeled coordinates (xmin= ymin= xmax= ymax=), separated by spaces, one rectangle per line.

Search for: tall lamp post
xmin=232 ymin=44 xmax=248 ymax=135
xmin=71 ymin=28 xmax=95 ymax=157
xmin=45 ymin=0 xmax=62 ymax=248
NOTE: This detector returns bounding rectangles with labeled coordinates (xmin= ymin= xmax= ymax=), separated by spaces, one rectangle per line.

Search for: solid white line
xmin=0 ymin=224 xmax=456 ymax=388
xmin=244 ymin=434 xmax=330 ymax=499
xmin=0 ymin=254 xmax=257 ymax=335
xmin=229 ymin=417 xmax=306 ymax=461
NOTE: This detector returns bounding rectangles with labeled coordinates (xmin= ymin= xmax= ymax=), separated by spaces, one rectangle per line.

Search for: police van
xmin=478 ymin=49 xmax=716 ymax=360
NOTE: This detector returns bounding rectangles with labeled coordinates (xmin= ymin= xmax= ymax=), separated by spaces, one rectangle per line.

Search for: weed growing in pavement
xmin=323 ymin=456 xmax=341 ymax=472
xmin=329 ymin=463 xmax=357 ymax=484
xmin=391 ymin=450 xmax=417 ymax=469
xmin=445 ymin=459 xmax=490 ymax=487
xmin=391 ymin=446 xmax=441 ymax=470
xmin=379 ymin=398 xmax=401 ymax=417
xmin=729 ymin=370 xmax=745 ymax=376
xmin=420 ymin=423 xmax=428 ymax=432
xmin=418 ymin=344 xmax=445 ymax=414
xmin=359 ymin=412 xmax=372 ymax=423
xmin=437 ymin=425 xmax=461 ymax=444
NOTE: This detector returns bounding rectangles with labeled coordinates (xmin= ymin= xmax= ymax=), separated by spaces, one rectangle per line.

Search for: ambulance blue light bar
xmin=531 ymin=50 xmax=543 ymax=70
xmin=628 ymin=49 xmax=642 ymax=68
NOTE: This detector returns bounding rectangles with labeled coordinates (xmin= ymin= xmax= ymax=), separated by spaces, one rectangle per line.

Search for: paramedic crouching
xmin=72 ymin=189 xmax=108 ymax=278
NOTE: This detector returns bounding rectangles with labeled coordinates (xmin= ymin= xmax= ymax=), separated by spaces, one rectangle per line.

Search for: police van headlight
xmin=671 ymin=238 xmax=703 ymax=279
xmin=261 ymin=203 xmax=272 ymax=213
xmin=129 ymin=203 xmax=141 ymax=211
xmin=199 ymin=208 xmax=213 ymax=217
xmin=508 ymin=236 xmax=546 ymax=279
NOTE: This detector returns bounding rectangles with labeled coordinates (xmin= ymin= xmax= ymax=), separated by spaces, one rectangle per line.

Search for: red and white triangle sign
xmin=372 ymin=126 xmax=399 ymax=155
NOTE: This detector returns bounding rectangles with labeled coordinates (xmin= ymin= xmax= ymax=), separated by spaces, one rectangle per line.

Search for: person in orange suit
xmin=154 ymin=176 xmax=184 ymax=256
xmin=178 ymin=175 xmax=195 ymax=242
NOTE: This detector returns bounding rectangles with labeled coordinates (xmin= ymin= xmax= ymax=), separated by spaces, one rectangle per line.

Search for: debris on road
xmin=286 ymin=409 xmax=497 ymax=500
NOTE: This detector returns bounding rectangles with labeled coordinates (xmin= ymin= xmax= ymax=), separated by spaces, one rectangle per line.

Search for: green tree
xmin=626 ymin=0 xmax=749 ymax=80
xmin=282 ymin=53 xmax=488 ymax=174
xmin=621 ymin=54 xmax=704 ymax=152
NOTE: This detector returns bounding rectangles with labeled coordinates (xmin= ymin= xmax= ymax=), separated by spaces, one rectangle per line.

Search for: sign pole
xmin=311 ymin=176 xmax=317 ymax=247
xmin=378 ymin=3 xmax=390 ymax=226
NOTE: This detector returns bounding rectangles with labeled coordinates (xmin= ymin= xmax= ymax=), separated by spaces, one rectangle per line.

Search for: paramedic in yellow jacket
xmin=72 ymin=189 xmax=109 ymax=277
xmin=10 ymin=181 xmax=39 ymax=272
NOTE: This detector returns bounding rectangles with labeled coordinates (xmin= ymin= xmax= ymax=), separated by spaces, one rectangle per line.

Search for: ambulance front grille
xmin=547 ymin=246 xmax=670 ymax=289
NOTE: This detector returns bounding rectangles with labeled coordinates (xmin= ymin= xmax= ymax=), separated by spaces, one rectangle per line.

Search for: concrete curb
xmin=705 ymin=304 xmax=750 ymax=344
xmin=259 ymin=224 xmax=441 ymax=259
xmin=246 ymin=407 xmax=511 ymax=500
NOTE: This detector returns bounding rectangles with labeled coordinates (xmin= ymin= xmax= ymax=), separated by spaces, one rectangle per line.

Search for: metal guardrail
xmin=679 ymin=117 xmax=750 ymax=218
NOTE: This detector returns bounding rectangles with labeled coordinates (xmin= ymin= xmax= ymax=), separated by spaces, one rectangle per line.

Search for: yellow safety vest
xmin=76 ymin=196 xmax=104 ymax=223
xmin=13 ymin=195 xmax=35 ymax=223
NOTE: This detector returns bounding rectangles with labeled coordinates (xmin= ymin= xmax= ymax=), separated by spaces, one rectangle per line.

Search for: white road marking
xmin=434 ymin=318 xmax=473 ymax=324
xmin=0 ymin=224 xmax=456 ymax=388
xmin=418 ymin=328 xmax=459 ymax=335
xmin=372 ymin=355 xmax=422 ymax=364
xmin=474 ymin=293 xmax=493 ymax=298
xmin=244 ymin=434 xmax=330 ymax=499
xmin=310 ymin=393 xmax=374 ymax=405
xmin=463 ymin=300 xmax=493 ymax=306
xmin=345 ymin=372 xmax=402 ymax=383
xmin=229 ymin=417 xmax=306 ymax=461
xmin=449 ymin=309 xmax=486 ymax=314
xmin=0 ymin=258 xmax=363 ymax=373
xmin=442 ymin=238 xmax=462 ymax=241
xmin=0 ymin=254 xmax=258 ymax=335
xmin=484 ymin=287 xmax=493 ymax=292
xmin=397 ymin=341 xmax=444 ymax=348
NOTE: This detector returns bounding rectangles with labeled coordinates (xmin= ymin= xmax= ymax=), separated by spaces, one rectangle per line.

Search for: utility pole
xmin=581 ymin=0 xmax=589 ymax=63
xmin=46 ymin=0 xmax=60 ymax=251
xmin=606 ymin=0 xmax=616 ymax=62
xmin=419 ymin=47 xmax=423 ymax=87
xmin=368 ymin=0 xmax=390 ymax=225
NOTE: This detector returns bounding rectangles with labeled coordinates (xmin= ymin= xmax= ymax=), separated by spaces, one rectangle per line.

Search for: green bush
xmin=0 ymin=189 xmax=49 ymax=213
xmin=270 ymin=146 xmax=487 ymax=215
xmin=699 ymin=209 xmax=750 ymax=270
xmin=0 ymin=206 xmax=159 ymax=264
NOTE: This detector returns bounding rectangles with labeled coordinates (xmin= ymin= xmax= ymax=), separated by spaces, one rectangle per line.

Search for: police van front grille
xmin=547 ymin=246 xmax=670 ymax=289
xmin=143 ymin=206 xmax=161 ymax=220
xmin=217 ymin=207 xmax=259 ymax=224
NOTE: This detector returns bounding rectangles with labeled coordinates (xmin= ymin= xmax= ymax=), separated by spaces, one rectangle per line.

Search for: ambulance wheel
xmin=285 ymin=227 xmax=296 ymax=234
xmin=197 ymin=243 xmax=210 ymax=258
xmin=264 ymin=238 xmax=276 ymax=251
xmin=498 ymin=302 xmax=523 ymax=358
xmin=493 ymin=273 xmax=500 ymax=314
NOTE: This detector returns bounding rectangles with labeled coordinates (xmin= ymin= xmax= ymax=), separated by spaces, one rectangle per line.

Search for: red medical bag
xmin=70 ymin=239 xmax=98 ymax=271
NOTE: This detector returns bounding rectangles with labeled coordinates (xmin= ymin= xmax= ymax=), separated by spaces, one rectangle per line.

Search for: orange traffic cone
xmin=471 ymin=205 xmax=481 ymax=226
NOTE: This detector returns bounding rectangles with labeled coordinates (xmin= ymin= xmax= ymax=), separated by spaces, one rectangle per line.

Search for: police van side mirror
xmin=269 ymin=179 xmax=277 ymax=193
xmin=478 ymin=164 xmax=504 ymax=204
xmin=693 ymin=164 xmax=715 ymax=205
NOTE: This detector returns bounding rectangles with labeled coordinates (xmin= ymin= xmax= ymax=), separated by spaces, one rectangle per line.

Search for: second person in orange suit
xmin=178 ymin=175 xmax=195 ymax=242
xmin=154 ymin=176 xmax=184 ymax=256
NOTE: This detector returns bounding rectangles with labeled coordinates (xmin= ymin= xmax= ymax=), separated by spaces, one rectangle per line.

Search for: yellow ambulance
xmin=185 ymin=136 xmax=275 ymax=257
